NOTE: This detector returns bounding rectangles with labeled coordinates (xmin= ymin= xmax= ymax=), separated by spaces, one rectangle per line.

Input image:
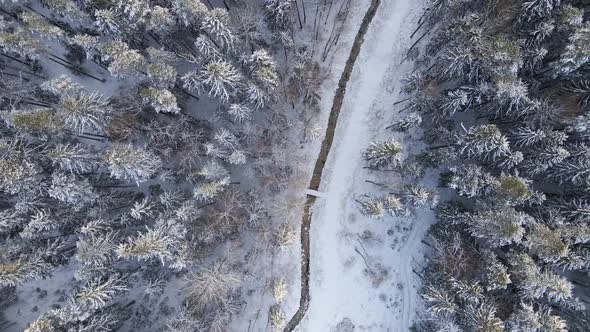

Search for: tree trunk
xmin=393 ymin=96 xmax=411 ymax=105
xmin=47 ymin=58 xmax=106 ymax=82
xmin=410 ymin=20 xmax=426 ymax=39
xmin=294 ymin=0 xmax=304 ymax=29
xmin=301 ymin=0 xmax=307 ymax=24
xmin=324 ymin=0 xmax=334 ymax=25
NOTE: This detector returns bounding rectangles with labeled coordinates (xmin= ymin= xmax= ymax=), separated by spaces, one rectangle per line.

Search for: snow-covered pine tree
xmin=172 ymin=0 xmax=208 ymax=28
xmin=0 ymin=138 xmax=41 ymax=195
xmin=264 ymin=0 xmax=294 ymax=30
xmin=467 ymin=208 xmax=529 ymax=247
xmin=116 ymin=225 xmax=176 ymax=264
xmin=182 ymin=60 xmax=242 ymax=103
xmin=139 ymin=87 xmax=181 ymax=114
xmin=202 ymin=8 xmax=235 ymax=50
xmin=147 ymin=48 xmax=178 ymax=88
xmin=0 ymin=28 xmax=43 ymax=60
xmin=456 ymin=124 xmax=510 ymax=161
xmin=74 ymin=275 xmax=128 ymax=310
xmin=21 ymin=12 xmax=65 ymax=40
xmin=99 ymin=41 xmax=147 ymax=78
xmin=524 ymin=223 xmax=569 ymax=263
xmin=357 ymin=196 xmax=386 ymax=219
xmin=44 ymin=143 xmax=101 ymax=174
xmin=48 ymin=171 xmax=98 ymax=208
xmin=364 ymin=139 xmax=404 ymax=168
xmin=104 ymin=144 xmax=162 ymax=184
xmin=555 ymin=22 xmax=590 ymax=76
xmin=147 ymin=6 xmax=176 ymax=35
xmin=181 ymin=261 xmax=243 ymax=310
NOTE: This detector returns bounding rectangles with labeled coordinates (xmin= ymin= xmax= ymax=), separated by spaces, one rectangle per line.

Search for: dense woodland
xmin=0 ymin=0 xmax=315 ymax=331
xmin=394 ymin=0 xmax=590 ymax=330
xmin=5 ymin=0 xmax=590 ymax=331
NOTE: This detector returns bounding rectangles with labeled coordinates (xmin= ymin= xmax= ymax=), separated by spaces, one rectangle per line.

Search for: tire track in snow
xmin=283 ymin=0 xmax=382 ymax=330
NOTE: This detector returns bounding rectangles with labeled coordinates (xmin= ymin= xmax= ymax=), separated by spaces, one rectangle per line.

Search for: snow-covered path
xmin=295 ymin=0 xmax=429 ymax=330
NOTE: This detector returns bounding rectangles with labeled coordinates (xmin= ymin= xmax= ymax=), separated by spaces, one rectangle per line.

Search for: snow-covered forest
xmin=404 ymin=0 xmax=590 ymax=331
xmin=2 ymin=0 xmax=590 ymax=331
xmin=0 ymin=0 xmax=324 ymax=330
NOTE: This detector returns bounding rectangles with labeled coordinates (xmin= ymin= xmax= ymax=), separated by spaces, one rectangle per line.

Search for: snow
xmin=290 ymin=0 xmax=433 ymax=330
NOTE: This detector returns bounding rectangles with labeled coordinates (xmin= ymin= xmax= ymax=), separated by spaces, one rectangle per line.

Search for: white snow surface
xmin=293 ymin=0 xmax=433 ymax=331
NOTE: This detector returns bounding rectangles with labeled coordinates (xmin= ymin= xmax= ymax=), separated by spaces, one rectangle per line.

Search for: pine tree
xmin=193 ymin=176 xmax=230 ymax=202
xmin=172 ymin=0 xmax=208 ymax=27
xmin=3 ymin=108 xmax=64 ymax=137
xmin=25 ymin=318 xmax=56 ymax=332
xmin=456 ymin=124 xmax=510 ymax=161
xmin=269 ymin=304 xmax=286 ymax=331
xmin=480 ymin=250 xmax=511 ymax=291
xmin=246 ymin=50 xmax=279 ymax=92
xmin=357 ymin=196 xmax=386 ymax=219
xmin=525 ymin=223 xmax=569 ymax=263
xmin=104 ymin=144 xmax=162 ymax=184
xmin=74 ymin=275 xmax=127 ymax=310
xmin=0 ymin=138 xmax=41 ymax=194
xmin=181 ymin=261 xmax=243 ymax=310
xmin=202 ymin=9 xmax=235 ymax=50
xmin=147 ymin=48 xmax=178 ymax=88
xmin=246 ymin=84 xmax=269 ymax=109
xmin=118 ymin=0 xmax=151 ymax=27
xmin=94 ymin=9 xmax=121 ymax=35
xmin=493 ymin=78 xmax=531 ymax=118
xmin=44 ymin=143 xmax=100 ymax=174
xmin=495 ymin=175 xmax=531 ymax=205
xmin=48 ymin=172 xmax=97 ymax=208
xmin=0 ymin=29 xmax=43 ymax=60
xmin=564 ymin=79 xmax=590 ymax=114
xmin=42 ymin=76 xmax=112 ymax=133
xmin=422 ymin=286 xmax=458 ymax=318
xmin=403 ymin=185 xmax=439 ymax=207
xmin=56 ymin=90 xmax=111 ymax=133
xmin=116 ymin=225 xmax=176 ymax=264
xmin=467 ymin=208 xmax=528 ymax=247
xmin=557 ymin=5 xmax=583 ymax=31
xmin=539 ymin=306 xmax=567 ymax=332
xmin=520 ymin=0 xmax=561 ymax=21
xmin=194 ymin=35 xmax=222 ymax=61
xmin=389 ymin=112 xmax=422 ymax=132
xmin=506 ymin=303 xmax=542 ymax=332
xmin=485 ymin=36 xmax=523 ymax=76
xmin=139 ymin=87 xmax=181 ymax=114
xmin=264 ymin=0 xmax=294 ymax=30
xmin=509 ymin=253 xmax=573 ymax=303
xmin=227 ymin=103 xmax=252 ymax=122
xmin=364 ymin=139 xmax=404 ymax=168
xmin=182 ymin=60 xmax=242 ymax=103
xmin=99 ymin=41 xmax=147 ymax=78
xmin=129 ymin=197 xmax=155 ymax=221
xmin=21 ymin=12 xmax=65 ymax=40
xmin=40 ymin=0 xmax=84 ymax=20
xmin=446 ymin=164 xmax=498 ymax=198
xmin=147 ymin=6 xmax=176 ymax=35
xmin=555 ymin=22 xmax=590 ymax=76
xmin=75 ymin=232 xmax=117 ymax=268
xmin=20 ymin=209 xmax=57 ymax=239
xmin=463 ymin=301 xmax=505 ymax=332
xmin=0 ymin=255 xmax=51 ymax=287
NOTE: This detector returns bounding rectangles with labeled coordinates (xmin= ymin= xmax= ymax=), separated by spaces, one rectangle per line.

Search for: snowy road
xmin=294 ymin=0 xmax=429 ymax=331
